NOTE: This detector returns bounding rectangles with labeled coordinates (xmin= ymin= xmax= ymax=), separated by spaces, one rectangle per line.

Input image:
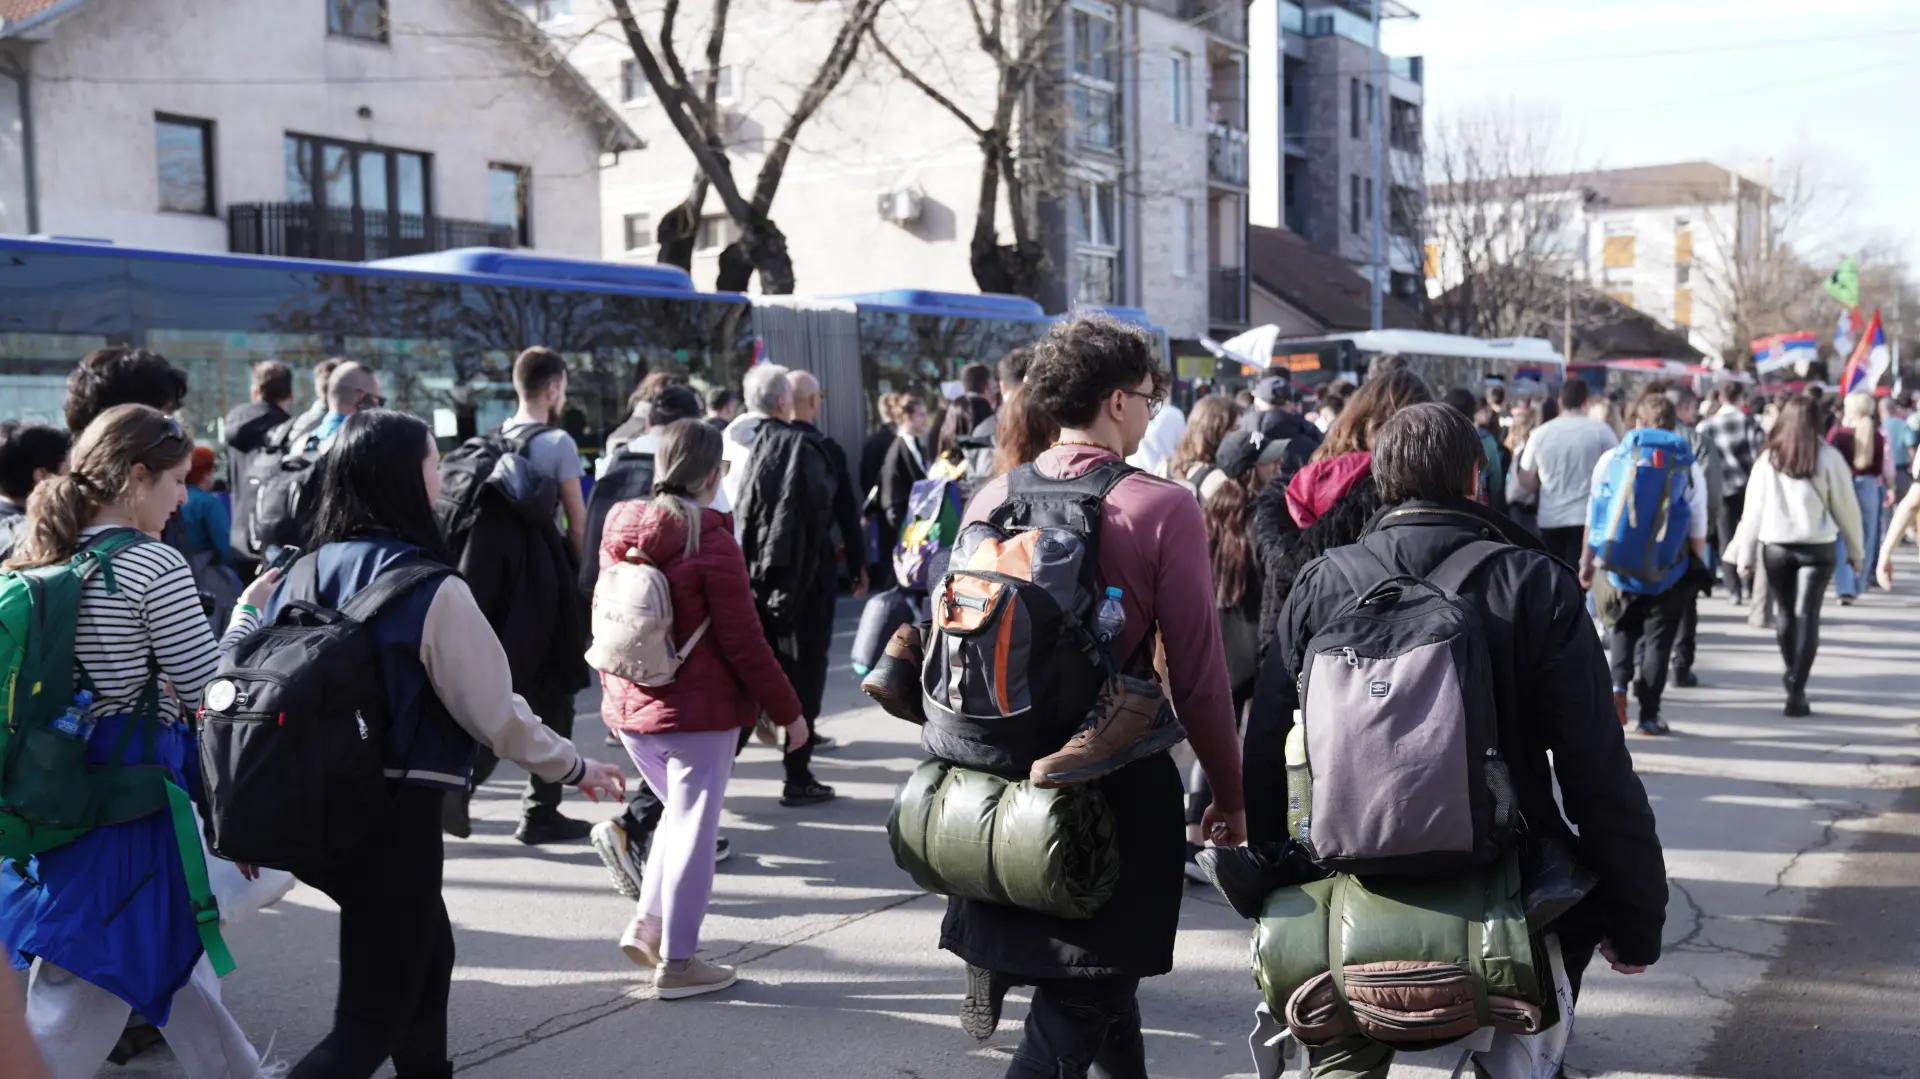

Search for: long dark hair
xmin=1170 ymin=394 xmax=1241 ymax=478
xmin=935 ymin=394 xmax=994 ymax=464
xmin=308 ymin=410 xmax=456 ymax=565
xmin=1203 ymin=471 xmax=1258 ymax=609
xmin=993 ymin=387 xmax=1059 ymax=477
xmin=1765 ymin=395 xmax=1824 ymax=480
xmin=1314 ymin=368 xmax=1433 ymax=461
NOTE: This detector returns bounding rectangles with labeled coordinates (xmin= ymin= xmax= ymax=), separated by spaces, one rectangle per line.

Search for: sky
xmin=1388 ymin=0 xmax=1920 ymax=270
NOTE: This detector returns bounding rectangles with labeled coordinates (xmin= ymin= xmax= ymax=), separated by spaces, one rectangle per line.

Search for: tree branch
xmin=749 ymin=0 xmax=889 ymax=216
xmin=609 ymin=0 xmax=749 ymax=221
xmin=867 ymin=26 xmax=987 ymax=139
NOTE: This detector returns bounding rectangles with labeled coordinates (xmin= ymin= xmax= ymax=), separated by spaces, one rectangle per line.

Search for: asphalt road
xmin=81 ymin=574 xmax=1920 ymax=1078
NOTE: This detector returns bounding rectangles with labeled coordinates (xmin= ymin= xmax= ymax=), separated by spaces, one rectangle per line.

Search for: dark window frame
xmin=489 ymin=163 xmax=533 ymax=247
xmin=1350 ymin=174 xmax=1361 ymax=235
xmin=285 ymin=131 xmax=434 ymax=218
xmin=155 ymin=113 xmax=216 ymax=216
xmin=327 ymin=0 xmax=389 ymax=43
xmin=1350 ymin=78 xmax=1360 ymax=139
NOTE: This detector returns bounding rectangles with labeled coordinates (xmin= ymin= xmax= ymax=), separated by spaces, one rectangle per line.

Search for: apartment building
xmin=530 ymin=0 xmax=1248 ymax=342
xmin=0 ymin=0 xmax=636 ymax=259
xmin=1247 ymin=0 xmax=1424 ymax=308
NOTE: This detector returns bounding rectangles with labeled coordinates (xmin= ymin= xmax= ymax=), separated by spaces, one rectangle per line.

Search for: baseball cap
xmin=1252 ymin=375 xmax=1289 ymax=405
xmin=647 ymin=384 xmax=702 ymax=426
xmin=1215 ymin=428 xmax=1293 ymax=479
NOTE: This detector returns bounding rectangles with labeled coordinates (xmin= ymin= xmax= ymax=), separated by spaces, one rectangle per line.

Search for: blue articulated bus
xmin=0 ymin=238 xmax=1161 ymax=467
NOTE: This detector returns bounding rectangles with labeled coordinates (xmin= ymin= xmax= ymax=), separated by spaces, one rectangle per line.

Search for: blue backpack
xmin=1589 ymin=428 xmax=1694 ymax=594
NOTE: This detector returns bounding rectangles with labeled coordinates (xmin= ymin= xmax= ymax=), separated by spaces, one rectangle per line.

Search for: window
xmin=1169 ymin=50 xmax=1190 ymax=126
xmin=1603 ymin=265 xmax=1634 ymax=286
xmin=488 ymin=164 xmax=531 ymax=246
xmin=1071 ymin=3 xmax=1120 ymax=152
xmin=1350 ymin=78 xmax=1360 ymax=139
xmin=1077 ymin=252 xmax=1119 ymax=305
xmin=535 ymin=0 xmax=572 ymax=23
xmin=1349 ymin=174 xmax=1361 ymax=234
xmin=155 ymin=115 xmax=214 ymax=215
xmin=327 ymin=0 xmax=387 ymax=42
xmin=1074 ymin=176 xmax=1120 ymax=304
xmin=695 ymin=214 xmax=737 ymax=252
xmin=1174 ymin=198 xmax=1193 ymax=278
xmin=1389 ymin=99 xmax=1420 ymax=152
xmin=693 ymin=66 xmax=735 ymax=104
xmin=619 ymin=60 xmax=650 ymax=105
xmin=1074 ymin=178 xmax=1118 ymax=248
xmin=1603 ymin=220 xmax=1635 ymax=236
xmin=1674 ymin=289 xmax=1693 ymax=327
xmin=1675 ymin=262 xmax=1692 ymax=288
xmin=284 ymin=133 xmax=429 ymax=218
xmin=624 ymin=213 xmax=652 ymax=252
xmin=1365 ymin=177 xmax=1374 ymax=222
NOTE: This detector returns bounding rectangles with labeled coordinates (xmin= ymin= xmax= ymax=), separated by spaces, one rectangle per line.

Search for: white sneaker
xmin=619 ymin=914 xmax=662 ymax=969
xmin=591 ymin=820 xmax=643 ymax=900
xmin=655 ymin=956 xmax=737 ymax=1000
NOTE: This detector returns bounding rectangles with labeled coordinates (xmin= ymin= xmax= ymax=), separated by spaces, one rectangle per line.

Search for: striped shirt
xmin=71 ymin=526 xmax=254 ymax=725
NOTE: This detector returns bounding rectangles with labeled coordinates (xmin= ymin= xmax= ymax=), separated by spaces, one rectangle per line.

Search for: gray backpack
xmin=1293 ymin=539 xmax=1516 ymax=877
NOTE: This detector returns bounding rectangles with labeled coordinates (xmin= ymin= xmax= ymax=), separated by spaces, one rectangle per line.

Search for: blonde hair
xmin=5 ymin=404 xmax=190 ymax=570
xmin=1842 ymin=392 xmax=1878 ymax=472
xmin=649 ymin=418 xmax=723 ymax=557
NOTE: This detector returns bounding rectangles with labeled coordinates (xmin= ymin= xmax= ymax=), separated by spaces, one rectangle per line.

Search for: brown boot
xmin=860 ymin=624 xmax=925 ymax=724
xmin=1030 ymin=674 xmax=1187 ymax=788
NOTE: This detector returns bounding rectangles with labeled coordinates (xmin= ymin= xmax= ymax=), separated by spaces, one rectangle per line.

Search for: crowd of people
xmin=0 ymin=324 xmax=1911 ymax=1079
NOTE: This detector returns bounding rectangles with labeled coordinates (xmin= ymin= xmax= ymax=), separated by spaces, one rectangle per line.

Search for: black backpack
xmin=1291 ymin=539 xmax=1516 ymax=877
xmin=578 ymin=448 xmax=655 ymax=598
xmin=247 ymin=425 xmax=324 ymax=554
xmin=918 ymin=459 xmax=1134 ymax=777
xmin=434 ymin=424 xmax=558 ymax=556
xmin=197 ymin=556 xmax=451 ymax=875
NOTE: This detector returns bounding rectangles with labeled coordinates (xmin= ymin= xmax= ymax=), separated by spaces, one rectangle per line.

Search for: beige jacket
xmin=1731 ymin=444 xmax=1865 ymax=570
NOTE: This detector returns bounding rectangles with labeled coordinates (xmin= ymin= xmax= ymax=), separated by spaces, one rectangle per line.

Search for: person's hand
xmin=1886 ymin=488 xmax=1897 ymax=509
xmin=851 ymin=568 xmax=869 ymax=599
xmin=575 ymin=759 xmax=626 ymax=803
xmin=1201 ymin=804 xmax=1246 ymax=847
xmin=786 ymin=716 xmax=812 ymax=751
xmin=1577 ymin=558 xmax=1596 ymax=591
xmin=1877 ymin=553 xmax=1896 ymax=590
xmin=1850 ymin=556 xmax=1866 ymax=579
xmin=236 ymin=862 xmax=261 ymax=882
xmin=1599 ymin=939 xmax=1648 ymax=975
xmin=239 ymin=567 xmax=281 ymax=611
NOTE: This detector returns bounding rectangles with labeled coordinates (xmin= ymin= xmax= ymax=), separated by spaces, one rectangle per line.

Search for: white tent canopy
xmin=1274 ymin=329 xmax=1566 ymax=367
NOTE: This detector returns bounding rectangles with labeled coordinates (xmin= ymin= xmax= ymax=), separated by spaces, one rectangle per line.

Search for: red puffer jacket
xmin=596 ymin=499 xmax=802 ymax=735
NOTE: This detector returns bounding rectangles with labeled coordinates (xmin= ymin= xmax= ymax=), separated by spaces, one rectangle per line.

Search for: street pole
xmin=1369 ymin=0 xmax=1385 ymax=331
xmin=1564 ymin=273 xmax=1573 ymax=364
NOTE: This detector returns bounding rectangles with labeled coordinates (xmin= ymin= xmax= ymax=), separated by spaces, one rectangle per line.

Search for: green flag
xmin=1825 ymin=256 xmax=1859 ymax=309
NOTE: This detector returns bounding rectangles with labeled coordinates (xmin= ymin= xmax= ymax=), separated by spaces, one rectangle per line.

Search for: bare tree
xmin=868 ymin=0 xmax=1073 ymax=300
xmin=609 ymin=0 xmax=889 ymax=293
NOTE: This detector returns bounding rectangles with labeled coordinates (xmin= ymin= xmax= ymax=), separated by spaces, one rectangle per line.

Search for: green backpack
xmin=0 ymin=529 xmax=234 ymax=974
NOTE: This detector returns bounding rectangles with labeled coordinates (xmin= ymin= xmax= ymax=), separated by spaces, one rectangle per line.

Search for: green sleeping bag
xmin=1252 ymin=850 xmax=1543 ymax=1045
xmin=887 ymin=759 xmax=1120 ymax=920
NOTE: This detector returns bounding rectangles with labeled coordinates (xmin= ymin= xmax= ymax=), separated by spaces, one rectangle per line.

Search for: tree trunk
xmin=714 ymin=216 xmax=796 ymax=295
xmin=655 ymin=174 xmax=709 ymax=272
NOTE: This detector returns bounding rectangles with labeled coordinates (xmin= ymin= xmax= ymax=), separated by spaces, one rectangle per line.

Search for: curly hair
xmin=65 ymin=347 xmax=189 ymax=434
xmin=1022 ymin=314 xmax=1168 ymax=429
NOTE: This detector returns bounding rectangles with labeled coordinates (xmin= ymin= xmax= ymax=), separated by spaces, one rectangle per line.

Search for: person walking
xmin=181 ymin=446 xmax=242 ymax=633
xmin=1168 ymin=394 xmax=1242 ymax=499
xmin=1240 ymin=401 xmax=1666 ymax=1078
xmin=1883 ymin=395 xmax=1916 ymax=507
xmin=451 ymin=347 xmax=596 ymax=844
xmin=1731 ymin=396 xmax=1865 ymax=716
xmin=791 ymin=371 xmax=869 ymax=598
xmin=221 ymin=361 xmax=294 ymax=578
xmin=705 ymin=386 xmax=739 ymax=430
xmin=264 ymin=410 xmax=623 ymax=1077
xmin=941 ymin=315 xmax=1245 ymax=1077
xmin=1700 ymin=380 xmax=1766 ymax=602
xmin=1516 ymin=378 xmax=1618 ymax=571
xmin=966 ymin=350 xmax=1028 ymax=481
xmin=1662 ymin=383 xmax=1719 ymax=689
xmin=596 ymin=420 xmax=809 ymax=998
xmin=0 ymin=405 xmax=281 ymax=1079
xmin=1502 ymin=402 xmax=1540 ymax=534
xmin=875 ymin=394 xmax=932 ymax=567
xmin=1578 ymin=393 xmax=1709 ymax=734
xmin=1828 ymin=392 xmax=1894 ymax=602
xmin=721 ymin=365 xmax=792 ymax=511
xmin=0 ymin=421 xmax=70 ymax=564
xmin=281 ymin=357 xmax=345 ymax=449
xmin=733 ymin=369 xmax=842 ymax=806
xmin=1875 ymin=451 xmax=1920 ymax=589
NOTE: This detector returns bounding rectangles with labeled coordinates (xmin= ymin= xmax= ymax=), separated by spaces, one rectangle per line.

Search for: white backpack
xmin=585 ymin=548 xmax=710 ymax=688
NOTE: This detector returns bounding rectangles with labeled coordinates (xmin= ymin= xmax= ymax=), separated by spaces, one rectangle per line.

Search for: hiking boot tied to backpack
xmin=860 ymin=623 xmax=925 ymax=724
xmin=1029 ymin=672 xmax=1187 ymax=789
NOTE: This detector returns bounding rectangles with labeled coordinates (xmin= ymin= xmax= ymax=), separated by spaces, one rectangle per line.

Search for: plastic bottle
xmin=1094 ymin=586 xmax=1126 ymax=645
xmin=1285 ymin=716 xmax=1311 ymax=844
xmin=49 ymin=689 xmax=96 ymax=740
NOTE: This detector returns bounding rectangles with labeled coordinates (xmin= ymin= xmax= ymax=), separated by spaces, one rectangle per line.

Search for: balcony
xmin=1208 ymin=124 xmax=1249 ymax=187
xmin=1389 ymin=55 xmax=1424 ymax=84
xmin=227 ymin=202 xmax=517 ymax=262
xmin=1210 ymin=267 xmax=1246 ymax=326
xmin=1180 ymin=0 xmax=1247 ymax=45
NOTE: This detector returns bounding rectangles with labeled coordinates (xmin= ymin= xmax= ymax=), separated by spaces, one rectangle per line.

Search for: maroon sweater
xmin=964 ymin=445 xmax=1244 ymax=812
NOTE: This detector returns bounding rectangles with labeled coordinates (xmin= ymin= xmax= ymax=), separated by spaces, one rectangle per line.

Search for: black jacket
xmin=797 ymin=420 xmax=865 ymax=579
xmin=876 ymin=435 xmax=929 ymax=532
xmin=458 ymin=491 xmax=590 ymax=699
xmin=1245 ymin=497 xmax=1668 ymax=967
xmin=859 ymin=429 xmax=896 ymax=501
xmin=1251 ymin=471 xmax=1386 ymax=654
xmin=223 ymin=400 xmax=290 ymax=559
xmin=737 ymin=419 xmax=837 ymax=630
xmin=0 ymin=500 xmax=23 ymax=564
xmin=578 ymin=448 xmax=655 ymax=598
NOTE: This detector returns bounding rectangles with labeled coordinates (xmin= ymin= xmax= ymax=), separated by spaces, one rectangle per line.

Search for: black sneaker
xmin=715 ymin=836 xmax=733 ymax=864
xmin=959 ymin=964 xmax=1013 ymax=1041
xmin=1637 ymin=717 xmax=1671 ymax=736
xmin=1672 ymin=669 xmax=1699 ymax=689
xmin=515 ymin=812 xmax=593 ymax=845
xmin=780 ymin=781 xmax=837 ymax=807
xmin=1183 ymin=842 xmax=1209 ymax=885
xmin=442 ymin=793 xmax=472 ymax=840
xmin=806 ymin=733 xmax=838 ymax=753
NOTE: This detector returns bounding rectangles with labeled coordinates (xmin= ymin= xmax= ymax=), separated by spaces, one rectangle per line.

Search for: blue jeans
xmin=1833 ymin=475 xmax=1883 ymax=596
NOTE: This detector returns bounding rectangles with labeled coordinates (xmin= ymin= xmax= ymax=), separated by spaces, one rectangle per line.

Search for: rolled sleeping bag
xmin=851 ymin=587 xmax=916 ymax=677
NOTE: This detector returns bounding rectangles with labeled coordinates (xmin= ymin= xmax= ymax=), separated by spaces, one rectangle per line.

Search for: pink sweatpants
xmin=617 ymin=727 xmax=737 ymax=961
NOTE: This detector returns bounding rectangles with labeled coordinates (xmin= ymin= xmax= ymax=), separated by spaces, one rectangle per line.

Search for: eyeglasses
xmin=1121 ymin=390 xmax=1165 ymax=418
xmin=141 ymin=416 xmax=188 ymax=455
xmin=358 ymin=393 xmax=387 ymax=409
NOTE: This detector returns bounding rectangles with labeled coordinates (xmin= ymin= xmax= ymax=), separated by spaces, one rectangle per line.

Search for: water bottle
xmin=49 ymin=690 xmax=96 ymax=740
xmin=1094 ymin=586 xmax=1126 ymax=645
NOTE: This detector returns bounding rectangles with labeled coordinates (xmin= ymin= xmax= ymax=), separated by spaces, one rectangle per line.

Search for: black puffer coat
xmin=736 ymin=419 xmax=837 ymax=631
xmin=1252 ymin=472 xmax=1386 ymax=654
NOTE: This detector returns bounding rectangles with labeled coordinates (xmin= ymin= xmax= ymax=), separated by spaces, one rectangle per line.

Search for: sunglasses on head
xmin=141 ymin=416 xmax=188 ymax=455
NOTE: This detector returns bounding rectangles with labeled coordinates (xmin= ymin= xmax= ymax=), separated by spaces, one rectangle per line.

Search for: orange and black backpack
xmin=919 ymin=459 xmax=1133 ymax=777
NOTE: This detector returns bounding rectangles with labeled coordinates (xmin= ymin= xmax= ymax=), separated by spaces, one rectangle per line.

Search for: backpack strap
xmin=674 ymin=618 xmax=713 ymax=662
xmin=339 ymin=561 xmax=455 ymax=624
xmin=163 ymin=778 xmax=236 ymax=978
xmin=1324 ymin=544 xmax=1398 ymax=600
xmin=497 ymin=422 xmax=553 ymax=455
xmin=1427 ymin=539 xmax=1508 ymax=597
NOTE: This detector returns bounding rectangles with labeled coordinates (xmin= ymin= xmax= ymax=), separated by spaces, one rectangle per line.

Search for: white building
xmin=528 ymin=0 xmax=1248 ymax=342
xmin=0 ymin=0 xmax=639 ymax=258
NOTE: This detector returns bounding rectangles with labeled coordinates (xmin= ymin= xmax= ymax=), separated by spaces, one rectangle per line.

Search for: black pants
xmin=1670 ymin=584 xmax=1700 ymax=676
xmin=1608 ymin=588 xmax=1687 ymax=718
xmin=1539 ymin=525 xmax=1585 ymax=574
xmin=1763 ymin=542 xmax=1836 ymax=695
xmin=1717 ymin=490 xmax=1748 ymax=598
xmin=617 ymin=781 xmax=665 ymax=844
xmin=745 ymin=586 xmax=836 ymax=787
xmin=468 ymin=686 xmax=576 ymax=819
xmin=290 ymin=786 xmax=455 ymax=1079
xmin=1005 ymin=977 xmax=1148 ymax=1079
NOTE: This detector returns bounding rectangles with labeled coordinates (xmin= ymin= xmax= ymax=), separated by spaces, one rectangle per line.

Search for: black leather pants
xmin=1762 ymin=542 xmax=1836 ymax=695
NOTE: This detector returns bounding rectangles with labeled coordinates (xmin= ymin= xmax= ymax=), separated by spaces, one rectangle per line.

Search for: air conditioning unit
xmin=877 ymin=188 xmax=924 ymax=225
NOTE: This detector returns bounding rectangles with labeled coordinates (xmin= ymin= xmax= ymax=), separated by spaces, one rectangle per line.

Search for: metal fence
xmin=227 ymin=202 xmax=516 ymax=261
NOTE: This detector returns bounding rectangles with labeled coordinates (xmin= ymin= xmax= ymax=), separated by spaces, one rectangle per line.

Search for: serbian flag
xmin=1838 ymin=310 xmax=1890 ymax=396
